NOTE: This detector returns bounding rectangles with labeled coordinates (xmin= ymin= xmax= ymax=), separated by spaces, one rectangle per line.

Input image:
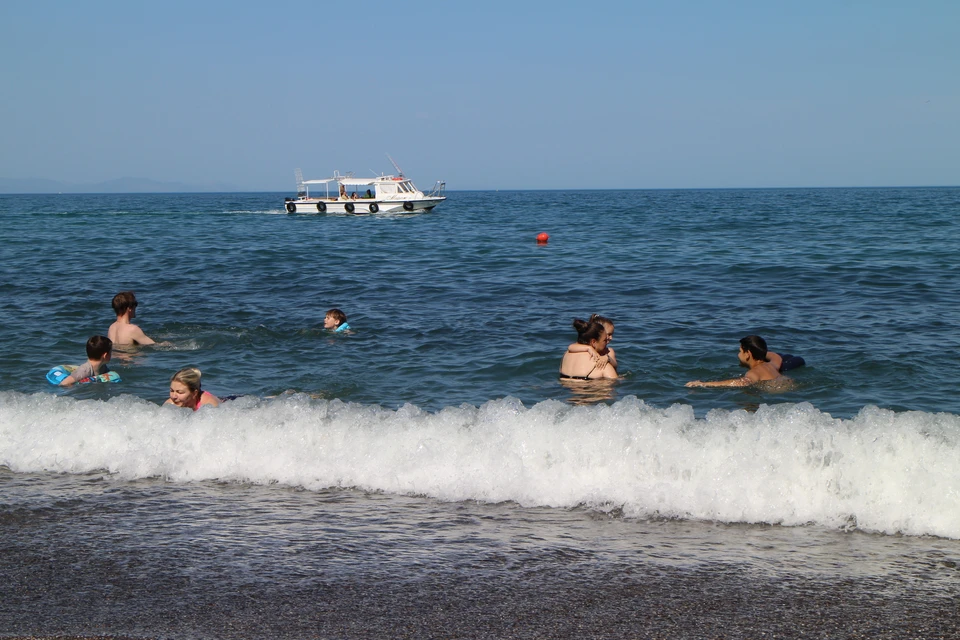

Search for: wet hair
xmin=86 ymin=335 xmax=112 ymax=360
xmin=572 ymin=318 xmax=606 ymax=345
xmin=326 ymin=308 xmax=347 ymax=327
xmin=170 ymin=367 xmax=203 ymax=394
xmin=112 ymin=291 xmax=139 ymax=315
xmin=740 ymin=335 xmax=769 ymax=362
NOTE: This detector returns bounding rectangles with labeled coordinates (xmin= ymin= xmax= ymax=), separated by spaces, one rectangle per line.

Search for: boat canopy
xmin=304 ymin=176 xmax=409 ymax=186
xmin=338 ymin=178 xmax=382 ymax=187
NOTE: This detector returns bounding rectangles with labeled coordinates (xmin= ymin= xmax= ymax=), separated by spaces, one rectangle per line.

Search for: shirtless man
xmin=686 ymin=335 xmax=787 ymax=388
xmin=107 ymin=291 xmax=156 ymax=346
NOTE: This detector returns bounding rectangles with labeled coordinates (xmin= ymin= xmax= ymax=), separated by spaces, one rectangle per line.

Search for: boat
xmin=284 ymin=156 xmax=446 ymax=214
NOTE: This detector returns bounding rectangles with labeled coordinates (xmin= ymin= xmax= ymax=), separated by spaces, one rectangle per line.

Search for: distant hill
xmin=0 ymin=176 xmax=244 ymax=194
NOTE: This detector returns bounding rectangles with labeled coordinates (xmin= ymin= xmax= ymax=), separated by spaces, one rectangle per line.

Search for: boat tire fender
xmin=285 ymin=202 xmax=296 ymax=213
xmin=345 ymin=202 xmax=355 ymax=214
xmin=403 ymin=201 xmax=414 ymax=211
xmin=369 ymin=203 xmax=379 ymax=213
xmin=316 ymin=202 xmax=326 ymax=213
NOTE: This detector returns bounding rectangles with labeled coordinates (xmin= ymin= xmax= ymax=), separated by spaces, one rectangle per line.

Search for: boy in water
xmin=60 ymin=336 xmax=113 ymax=386
xmin=324 ymin=308 xmax=351 ymax=333
xmin=108 ymin=291 xmax=156 ymax=346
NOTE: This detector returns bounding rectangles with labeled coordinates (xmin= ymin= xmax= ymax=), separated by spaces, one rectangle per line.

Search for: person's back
xmin=108 ymin=291 xmax=156 ymax=346
xmin=60 ymin=336 xmax=113 ymax=386
xmin=559 ymin=319 xmax=617 ymax=380
xmin=746 ymin=359 xmax=782 ymax=383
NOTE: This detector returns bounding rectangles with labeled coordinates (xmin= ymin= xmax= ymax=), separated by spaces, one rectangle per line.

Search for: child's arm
xmin=567 ymin=343 xmax=596 ymax=355
xmin=59 ymin=374 xmax=78 ymax=387
xmin=605 ymin=347 xmax=618 ymax=370
xmin=567 ymin=343 xmax=610 ymax=368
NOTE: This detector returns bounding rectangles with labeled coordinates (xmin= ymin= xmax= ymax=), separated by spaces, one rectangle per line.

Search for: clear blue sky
xmin=1 ymin=1 xmax=957 ymax=190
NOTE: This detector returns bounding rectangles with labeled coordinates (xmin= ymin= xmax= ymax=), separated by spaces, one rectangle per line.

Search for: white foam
xmin=2 ymin=392 xmax=958 ymax=539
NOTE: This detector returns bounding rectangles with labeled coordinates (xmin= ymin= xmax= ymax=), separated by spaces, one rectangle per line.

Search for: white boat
xmin=284 ymin=158 xmax=445 ymax=214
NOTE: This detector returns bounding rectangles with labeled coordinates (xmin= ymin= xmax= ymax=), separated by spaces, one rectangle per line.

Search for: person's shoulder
xmin=199 ymin=393 xmax=221 ymax=408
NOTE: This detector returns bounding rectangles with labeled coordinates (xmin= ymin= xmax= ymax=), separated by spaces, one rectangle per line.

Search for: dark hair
xmin=740 ymin=335 xmax=769 ymax=362
xmin=589 ymin=313 xmax=614 ymax=327
xmin=572 ymin=318 xmax=606 ymax=345
xmin=86 ymin=335 xmax=113 ymax=359
xmin=112 ymin=291 xmax=138 ymax=315
xmin=326 ymin=308 xmax=347 ymax=327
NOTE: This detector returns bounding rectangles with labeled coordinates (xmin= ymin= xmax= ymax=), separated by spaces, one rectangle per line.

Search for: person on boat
xmin=559 ymin=319 xmax=617 ymax=380
xmin=365 ymin=189 xmax=373 ymax=198
xmin=164 ymin=367 xmax=220 ymax=410
xmin=108 ymin=291 xmax=156 ymax=346
xmin=323 ymin=308 xmax=351 ymax=333
xmin=339 ymin=184 xmax=347 ymax=200
xmin=685 ymin=335 xmax=788 ymax=388
xmin=565 ymin=313 xmax=618 ymax=373
xmin=59 ymin=335 xmax=113 ymax=386
xmin=350 ymin=192 xmax=358 ymax=200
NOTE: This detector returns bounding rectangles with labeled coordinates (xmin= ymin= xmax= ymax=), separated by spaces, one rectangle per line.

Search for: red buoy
xmin=536 ymin=232 xmax=550 ymax=244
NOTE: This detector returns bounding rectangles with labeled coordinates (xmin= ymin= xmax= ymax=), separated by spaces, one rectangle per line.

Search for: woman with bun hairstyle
xmin=559 ymin=319 xmax=618 ymax=380
xmin=164 ymin=367 xmax=220 ymax=410
xmin=565 ymin=313 xmax=617 ymax=373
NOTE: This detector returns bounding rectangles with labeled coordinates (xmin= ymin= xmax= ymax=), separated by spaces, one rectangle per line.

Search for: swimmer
xmin=60 ymin=336 xmax=112 ymax=386
xmin=686 ymin=335 xmax=788 ymax=388
xmin=108 ymin=291 xmax=156 ymax=346
xmin=164 ymin=367 xmax=220 ymax=410
xmin=565 ymin=313 xmax=618 ymax=373
xmin=559 ymin=319 xmax=618 ymax=380
xmin=323 ymin=308 xmax=351 ymax=333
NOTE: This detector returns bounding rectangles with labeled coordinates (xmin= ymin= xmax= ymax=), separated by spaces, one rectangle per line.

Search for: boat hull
xmin=284 ymin=198 xmax=445 ymax=214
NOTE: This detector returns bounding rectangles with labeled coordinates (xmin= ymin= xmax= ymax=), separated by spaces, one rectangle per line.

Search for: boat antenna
xmin=386 ymin=153 xmax=404 ymax=178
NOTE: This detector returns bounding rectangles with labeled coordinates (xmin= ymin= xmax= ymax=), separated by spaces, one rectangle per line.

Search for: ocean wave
xmin=1 ymin=392 xmax=958 ymax=539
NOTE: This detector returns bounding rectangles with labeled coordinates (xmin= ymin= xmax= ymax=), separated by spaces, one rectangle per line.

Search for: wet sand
xmin=4 ymin=559 xmax=960 ymax=639
xmin=3 ymin=477 xmax=959 ymax=639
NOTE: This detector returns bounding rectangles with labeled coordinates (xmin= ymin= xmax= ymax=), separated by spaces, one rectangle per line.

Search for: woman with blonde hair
xmin=164 ymin=367 xmax=220 ymax=410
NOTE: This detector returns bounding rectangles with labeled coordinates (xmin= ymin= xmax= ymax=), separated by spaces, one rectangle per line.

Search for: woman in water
xmin=565 ymin=313 xmax=618 ymax=373
xmin=559 ymin=319 xmax=618 ymax=380
xmin=164 ymin=367 xmax=220 ymax=410
xmin=686 ymin=335 xmax=788 ymax=388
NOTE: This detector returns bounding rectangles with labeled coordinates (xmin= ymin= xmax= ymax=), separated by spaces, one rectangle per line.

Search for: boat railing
xmin=427 ymin=181 xmax=446 ymax=197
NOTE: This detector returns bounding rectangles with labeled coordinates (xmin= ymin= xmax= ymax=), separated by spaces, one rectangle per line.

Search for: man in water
xmin=107 ymin=291 xmax=157 ymax=346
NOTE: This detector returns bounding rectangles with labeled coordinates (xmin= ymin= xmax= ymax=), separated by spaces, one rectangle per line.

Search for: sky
xmin=1 ymin=1 xmax=958 ymax=191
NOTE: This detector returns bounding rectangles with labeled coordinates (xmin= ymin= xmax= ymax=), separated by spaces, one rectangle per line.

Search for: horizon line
xmin=1 ymin=184 xmax=959 ymax=196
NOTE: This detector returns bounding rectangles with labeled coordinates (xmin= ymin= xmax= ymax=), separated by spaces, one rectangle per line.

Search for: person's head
xmin=112 ymin=291 xmax=139 ymax=317
xmin=324 ymin=308 xmax=347 ymax=329
xmin=589 ymin=314 xmax=614 ymax=342
xmin=86 ymin=335 xmax=112 ymax=361
xmin=573 ymin=318 xmax=609 ymax=350
xmin=739 ymin=335 xmax=769 ymax=365
xmin=169 ymin=367 xmax=203 ymax=407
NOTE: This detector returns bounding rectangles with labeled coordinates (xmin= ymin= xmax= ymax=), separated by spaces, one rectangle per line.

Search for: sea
xmin=1 ymin=187 xmax=959 ymax=639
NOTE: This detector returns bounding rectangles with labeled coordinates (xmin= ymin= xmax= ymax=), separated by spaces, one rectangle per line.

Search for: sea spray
xmin=2 ymin=391 xmax=958 ymax=538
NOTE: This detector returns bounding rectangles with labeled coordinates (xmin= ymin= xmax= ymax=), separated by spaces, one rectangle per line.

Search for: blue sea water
xmin=1 ymin=188 xmax=959 ymax=638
